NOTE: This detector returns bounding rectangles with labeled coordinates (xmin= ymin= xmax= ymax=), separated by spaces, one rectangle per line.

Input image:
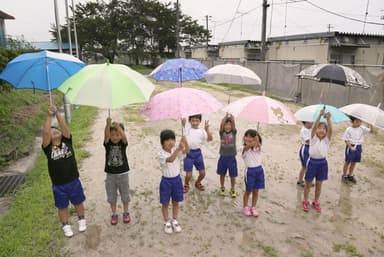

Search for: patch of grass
xmin=301 ymin=251 xmax=314 ymax=257
xmin=333 ymin=243 xmax=364 ymax=257
xmin=0 ymin=105 xmax=97 ymax=257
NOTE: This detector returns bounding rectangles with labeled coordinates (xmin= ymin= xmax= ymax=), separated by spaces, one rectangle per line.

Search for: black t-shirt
xmin=42 ymin=135 xmax=79 ymax=185
xmin=104 ymin=140 xmax=129 ymax=174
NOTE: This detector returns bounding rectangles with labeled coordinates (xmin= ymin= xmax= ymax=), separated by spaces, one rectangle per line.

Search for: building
xmin=0 ymin=10 xmax=15 ymax=48
xmin=187 ymin=44 xmax=219 ymax=60
xmin=267 ymin=31 xmax=384 ymax=65
xmin=30 ymin=41 xmax=79 ymax=54
xmin=218 ymin=40 xmax=262 ymax=62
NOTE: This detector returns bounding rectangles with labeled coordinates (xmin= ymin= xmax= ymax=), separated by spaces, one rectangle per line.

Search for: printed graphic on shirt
xmin=107 ymin=145 xmax=124 ymax=167
xmin=51 ymin=142 xmax=72 ymax=160
xmin=222 ymin=133 xmax=234 ymax=145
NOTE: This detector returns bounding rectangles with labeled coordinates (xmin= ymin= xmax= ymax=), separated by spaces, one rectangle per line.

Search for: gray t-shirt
xmin=219 ymin=129 xmax=237 ymax=156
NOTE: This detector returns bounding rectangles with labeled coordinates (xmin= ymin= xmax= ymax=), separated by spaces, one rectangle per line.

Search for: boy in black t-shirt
xmin=104 ymin=117 xmax=131 ymax=225
xmin=42 ymin=106 xmax=86 ymax=238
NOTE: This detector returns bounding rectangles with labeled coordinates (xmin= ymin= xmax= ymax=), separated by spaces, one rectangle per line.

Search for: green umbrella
xmin=58 ymin=63 xmax=155 ymax=109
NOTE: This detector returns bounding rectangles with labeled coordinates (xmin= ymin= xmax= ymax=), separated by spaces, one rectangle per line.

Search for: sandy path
xmin=64 ymin=83 xmax=384 ymax=257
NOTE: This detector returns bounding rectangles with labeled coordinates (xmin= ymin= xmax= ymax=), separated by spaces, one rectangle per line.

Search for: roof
xmin=268 ymin=31 xmax=384 ymax=42
xmin=218 ymin=40 xmax=260 ymax=46
xmin=190 ymin=44 xmax=219 ymax=49
xmin=30 ymin=41 xmax=79 ymax=50
xmin=0 ymin=10 xmax=15 ymax=19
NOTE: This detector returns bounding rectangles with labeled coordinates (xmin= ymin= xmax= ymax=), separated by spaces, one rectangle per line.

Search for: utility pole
xmin=53 ymin=0 xmax=63 ymax=53
xmin=327 ymin=24 xmax=334 ymax=32
xmin=65 ymin=0 xmax=73 ymax=55
xmin=205 ymin=15 xmax=211 ymax=46
xmin=175 ymin=0 xmax=180 ymax=57
xmin=72 ymin=0 xmax=80 ymax=58
xmin=260 ymin=0 xmax=269 ymax=61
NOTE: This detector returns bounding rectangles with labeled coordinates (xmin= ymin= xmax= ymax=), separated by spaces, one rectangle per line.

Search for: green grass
xmin=0 ymin=105 xmax=97 ymax=257
xmin=333 ymin=243 xmax=364 ymax=257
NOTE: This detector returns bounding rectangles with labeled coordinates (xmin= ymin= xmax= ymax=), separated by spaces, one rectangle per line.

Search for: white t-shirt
xmin=242 ymin=147 xmax=262 ymax=168
xmin=309 ymin=135 xmax=330 ymax=159
xmin=343 ymin=126 xmax=370 ymax=145
xmin=159 ymin=147 xmax=185 ymax=178
xmin=184 ymin=123 xmax=207 ymax=150
xmin=300 ymin=127 xmax=312 ymax=145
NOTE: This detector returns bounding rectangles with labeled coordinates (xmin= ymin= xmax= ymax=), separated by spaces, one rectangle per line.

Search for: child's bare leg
xmin=110 ymin=203 xmax=117 ymax=214
xmin=184 ymin=172 xmax=192 ymax=185
xmin=343 ymin=162 xmax=350 ymax=176
xmin=220 ymin=175 xmax=225 ymax=189
xmin=58 ymin=208 xmax=69 ymax=223
xmin=347 ymin=162 xmax=356 ymax=176
xmin=74 ymin=203 xmax=85 ymax=217
xmin=230 ymin=177 xmax=236 ymax=191
xmin=298 ymin=166 xmax=306 ymax=181
xmin=243 ymin=191 xmax=251 ymax=207
xmin=196 ymin=170 xmax=206 ymax=184
xmin=161 ymin=204 xmax=169 ymax=221
xmin=172 ymin=201 xmax=179 ymax=220
xmin=123 ymin=202 xmax=129 ymax=213
xmin=314 ymin=181 xmax=322 ymax=201
xmin=251 ymin=190 xmax=259 ymax=207
xmin=303 ymin=181 xmax=312 ymax=201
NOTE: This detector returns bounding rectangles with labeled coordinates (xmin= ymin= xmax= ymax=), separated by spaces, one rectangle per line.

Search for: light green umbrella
xmin=58 ymin=63 xmax=155 ymax=109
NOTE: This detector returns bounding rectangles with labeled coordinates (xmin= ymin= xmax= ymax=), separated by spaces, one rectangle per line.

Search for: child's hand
xmin=181 ymin=118 xmax=186 ymax=127
xmin=350 ymin=145 xmax=356 ymax=151
xmin=204 ymin=120 xmax=210 ymax=131
xmin=320 ymin=106 xmax=326 ymax=116
xmin=324 ymin=112 xmax=331 ymax=120
xmin=106 ymin=117 xmax=112 ymax=125
xmin=48 ymin=105 xmax=57 ymax=116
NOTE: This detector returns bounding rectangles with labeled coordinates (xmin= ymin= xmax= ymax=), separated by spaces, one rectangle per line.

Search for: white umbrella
xmin=204 ymin=64 xmax=262 ymax=85
xmin=340 ymin=103 xmax=384 ymax=129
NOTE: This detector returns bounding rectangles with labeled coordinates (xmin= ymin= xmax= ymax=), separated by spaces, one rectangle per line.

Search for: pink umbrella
xmin=222 ymin=95 xmax=296 ymax=124
xmin=143 ymin=87 xmax=223 ymax=120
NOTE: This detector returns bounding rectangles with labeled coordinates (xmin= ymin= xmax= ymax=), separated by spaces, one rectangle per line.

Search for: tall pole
xmin=260 ymin=0 xmax=269 ymax=61
xmin=65 ymin=0 xmax=73 ymax=55
xmin=205 ymin=15 xmax=210 ymax=46
xmin=54 ymin=0 xmax=63 ymax=53
xmin=72 ymin=0 xmax=80 ymax=58
xmin=175 ymin=0 xmax=180 ymax=57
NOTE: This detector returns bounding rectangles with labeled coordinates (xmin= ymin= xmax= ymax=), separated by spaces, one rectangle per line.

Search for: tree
xmin=50 ymin=0 xmax=210 ymax=64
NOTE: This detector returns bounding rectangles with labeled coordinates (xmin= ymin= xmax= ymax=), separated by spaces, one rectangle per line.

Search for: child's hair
xmin=349 ymin=115 xmax=359 ymax=122
xmin=225 ymin=118 xmax=232 ymax=124
xmin=160 ymin=129 xmax=176 ymax=145
xmin=188 ymin=114 xmax=202 ymax=121
xmin=244 ymin=129 xmax=262 ymax=144
xmin=318 ymin=122 xmax=328 ymax=131
xmin=110 ymin=122 xmax=125 ymax=132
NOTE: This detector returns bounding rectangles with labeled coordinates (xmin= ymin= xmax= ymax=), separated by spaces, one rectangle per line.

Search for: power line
xmin=221 ymin=0 xmax=243 ymax=42
xmin=305 ymin=0 xmax=384 ymax=26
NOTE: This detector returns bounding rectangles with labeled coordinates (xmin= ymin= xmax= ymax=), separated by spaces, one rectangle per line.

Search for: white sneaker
xmin=78 ymin=219 xmax=87 ymax=232
xmin=164 ymin=220 xmax=173 ymax=234
xmin=171 ymin=219 xmax=182 ymax=233
xmin=62 ymin=224 xmax=74 ymax=238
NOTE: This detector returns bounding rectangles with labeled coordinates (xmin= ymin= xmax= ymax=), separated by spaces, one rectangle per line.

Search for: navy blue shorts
xmin=305 ymin=158 xmax=328 ymax=182
xmin=244 ymin=166 xmax=265 ymax=192
xmin=217 ymin=156 xmax=238 ymax=177
xmin=184 ymin=149 xmax=205 ymax=172
xmin=345 ymin=145 xmax=362 ymax=163
xmin=299 ymin=144 xmax=310 ymax=167
xmin=159 ymin=175 xmax=184 ymax=205
xmin=52 ymin=179 xmax=86 ymax=209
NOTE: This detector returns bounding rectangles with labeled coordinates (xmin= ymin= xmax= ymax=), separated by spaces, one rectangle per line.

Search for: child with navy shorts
xmin=302 ymin=108 xmax=332 ymax=212
xmin=297 ymin=121 xmax=312 ymax=187
xmin=182 ymin=114 xmax=213 ymax=193
xmin=217 ymin=113 xmax=238 ymax=198
xmin=104 ymin=117 xmax=131 ymax=225
xmin=342 ymin=116 xmax=373 ymax=184
xmin=242 ymin=129 xmax=264 ymax=217
xmin=159 ymin=130 xmax=189 ymax=234
xmin=42 ymin=106 xmax=86 ymax=238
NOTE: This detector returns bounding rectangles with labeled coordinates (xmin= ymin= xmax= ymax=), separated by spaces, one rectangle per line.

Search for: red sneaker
xmin=111 ymin=214 xmax=118 ymax=225
xmin=312 ymin=201 xmax=321 ymax=212
xmin=123 ymin=212 xmax=131 ymax=223
xmin=302 ymin=200 xmax=310 ymax=212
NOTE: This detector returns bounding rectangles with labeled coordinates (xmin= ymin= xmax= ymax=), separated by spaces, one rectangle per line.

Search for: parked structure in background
xmin=218 ymin=40 xmax=262 ymax=62
xmin=30 ymin=41 xmax=80 ymax=55
xmin=267 ymin=32 xmax=384 ymax=65
xmin=0 ymin=10 xmax=15 ymax=48
xmin=185 ymin=44 xmax=218 ymax=59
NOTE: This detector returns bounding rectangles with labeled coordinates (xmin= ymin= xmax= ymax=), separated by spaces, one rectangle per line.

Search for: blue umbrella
xmin=0 ymin=50 xmax=85 ymax=103
xmin=149 ymin=58 xmax=208 ymax=85
xmin=294 ymin=104 xmax=350 ymax=124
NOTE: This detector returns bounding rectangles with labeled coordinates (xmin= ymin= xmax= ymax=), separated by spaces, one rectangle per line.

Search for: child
xmin=42 ymin=106 xmax=86 ymax=238
xmin=182 ymin=114 xmax=213 ymax=193
xmin=159 ymin=130 xmax=189 ymax=234
xmin=297 ymin=121 xmax=312 ymax=187
xmin=104 ymin=117 xmax=131 ymax=225
xmin=342 ymin=116 xmax=373 ymax=184
xmin=242 ymin=129 xmax=264 ymax=217
xmin=302 ymin=108 xmax=332 ymax=212
xmin=217 ymin=113 xmax=238 ymax=197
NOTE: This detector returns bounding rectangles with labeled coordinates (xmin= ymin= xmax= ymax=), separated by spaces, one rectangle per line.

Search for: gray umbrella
xmin=296 ymin=64 xmax=370 ymax=89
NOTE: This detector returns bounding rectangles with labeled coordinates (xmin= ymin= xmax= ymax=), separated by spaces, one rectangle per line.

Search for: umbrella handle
xmin=108 ymin=109 xmax=111 ymax=118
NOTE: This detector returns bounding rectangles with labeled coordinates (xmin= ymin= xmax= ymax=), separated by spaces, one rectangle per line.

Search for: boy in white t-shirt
xmin=342 ymin=116 xmax=373 ymax=184
xmin=159 ymin=129 xmax=189 ymax=234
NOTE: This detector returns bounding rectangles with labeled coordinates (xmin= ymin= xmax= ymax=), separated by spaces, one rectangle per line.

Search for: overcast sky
xmin=2 ymin=0 xmax=384 ymax=43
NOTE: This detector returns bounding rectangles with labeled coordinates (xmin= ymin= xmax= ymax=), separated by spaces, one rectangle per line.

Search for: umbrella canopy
xmin=0 ymin=50 xmax=85 ymax=92
xmin=294 ymin=104 xmax=350 ymax=124
xmin=149 ymin=58 xmax=208 ymax=84
xmin=143 ymin=87 xmax=222 ymax=121
xmin=204 ymin=64 xmax=262 ymax=85
xmin=222 ymin=95 xmax=296 ymax=124
xmin=340 ymin=103 xmax=384 ymax=129
xmin=58 ymin=63 xmax=155 ymax=109
xmin=296 ymin=64 xmax=370 ymax=89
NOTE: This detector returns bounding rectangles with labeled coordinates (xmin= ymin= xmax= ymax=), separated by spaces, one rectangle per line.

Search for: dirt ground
xmin=64 ymin=82 xmax=384 ymax=257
